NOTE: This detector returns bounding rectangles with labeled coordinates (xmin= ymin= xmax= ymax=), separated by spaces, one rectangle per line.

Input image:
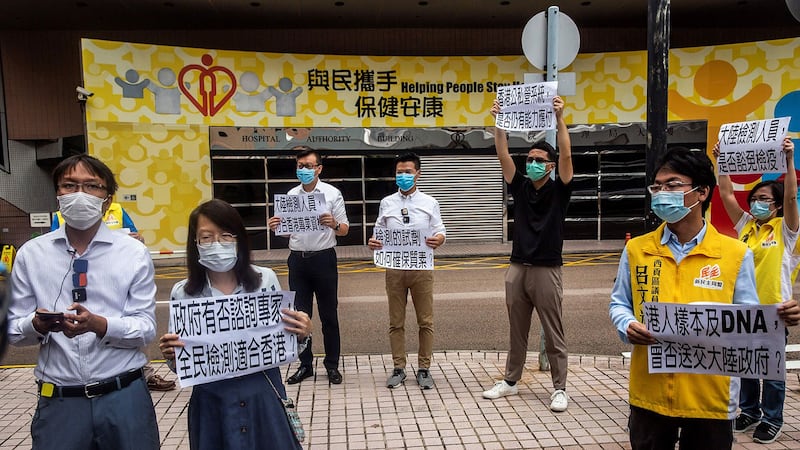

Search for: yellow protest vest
xmin=54 ymin=202 xmax=125 ymax=230
xmin=739 ymin=216 xmax=794 ymax=305
xmin=1 ymin=244 xmax=15 ymax=272
xmin=626 ymin=222 xmax=748 ymax=420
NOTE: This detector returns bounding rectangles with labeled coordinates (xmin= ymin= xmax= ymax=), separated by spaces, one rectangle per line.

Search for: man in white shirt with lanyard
xmin=8 ymin=154 xmax=159 ymax=450
xmin=269 ymin=146 xmax=349 ymax=385
xmin=369 ymin=152 xmax=446 ymax=390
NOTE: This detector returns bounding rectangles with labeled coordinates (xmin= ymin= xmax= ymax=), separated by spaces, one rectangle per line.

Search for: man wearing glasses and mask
xmin=609 ymin=147 xmax=800 ymax=449
xmin=368 ymin=152 xmax=446 ymax=390
xmin=8 ymin=154 xmax=159 ymax=449
xmin=268 ymin=146 xmax=349 ymax=385
xmin=483 ymin=96 xmax=573 ymax=413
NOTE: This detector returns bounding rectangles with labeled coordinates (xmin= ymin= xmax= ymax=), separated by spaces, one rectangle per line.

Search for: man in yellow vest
xmin=51 ymin=202 xmax=143 ymax=243
xmin=609 ymin=147 xmax=800 ymax=449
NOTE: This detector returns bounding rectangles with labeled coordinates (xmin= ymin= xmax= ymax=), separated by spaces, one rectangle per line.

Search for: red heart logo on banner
xmin=178 ymin=54 xmax=238 ymax=116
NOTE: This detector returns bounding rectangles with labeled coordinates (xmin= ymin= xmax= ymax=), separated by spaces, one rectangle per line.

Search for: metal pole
xmin=539 ymin=5 xmax=560 ymax=372
xmin=645 ymin=0 xmax=670 ymax=231
xmin=544 ymin=6 xmax=559 ymax=149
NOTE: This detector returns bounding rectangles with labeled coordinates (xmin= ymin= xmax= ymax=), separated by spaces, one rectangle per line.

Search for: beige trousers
xmin=386 ymin=268 xmax=434 ymax=369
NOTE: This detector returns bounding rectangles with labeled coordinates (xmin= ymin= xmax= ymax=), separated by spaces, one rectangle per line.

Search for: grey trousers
xmin=503 ymin=263 xmax=568 ymax=390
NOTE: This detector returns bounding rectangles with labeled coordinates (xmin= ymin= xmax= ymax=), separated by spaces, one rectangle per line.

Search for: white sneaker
xmin=482 ymin=380 xmax=518 ymax=399
xmin=550 ymin=389 xmax=568 ymax=412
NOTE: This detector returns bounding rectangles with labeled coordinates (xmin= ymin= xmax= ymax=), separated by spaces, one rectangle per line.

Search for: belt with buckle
xmin=291 ymin=248 xmax=333 ymax=259
xmin=38 ymin=368 xmax=144 ymax=398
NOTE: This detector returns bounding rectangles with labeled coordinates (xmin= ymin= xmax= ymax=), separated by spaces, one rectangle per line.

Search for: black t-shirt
xmin=508 ymin=171 xmax=572 ymax=266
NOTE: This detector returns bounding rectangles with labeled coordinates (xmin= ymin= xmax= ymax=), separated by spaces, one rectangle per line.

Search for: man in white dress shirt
xmin=8 ymin=154 xmax=158 ymax=450
xmin=269 ymin=147 xmax=349 ymax=385
xmin=368 ymin=152 xmax=446 ymax=390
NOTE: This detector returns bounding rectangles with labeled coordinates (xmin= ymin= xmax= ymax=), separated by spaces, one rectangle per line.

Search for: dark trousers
xmin=31 ymin=377 xmax=159 ymax=450
xmin=288 ymin=247 xmax=340 ymax=370
xmin=739 ymin=329 xmax=787 ymax=427
xmin=628 ymin=405 xmax=733 ymax=450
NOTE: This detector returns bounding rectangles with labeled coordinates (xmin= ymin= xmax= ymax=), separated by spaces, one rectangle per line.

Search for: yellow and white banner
xmin=80 ymin=38 xmax=800 ymax=250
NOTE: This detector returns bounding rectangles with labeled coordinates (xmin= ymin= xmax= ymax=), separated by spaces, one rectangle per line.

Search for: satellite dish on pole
xmin=788 ymin=0 xmax=800 ymax=22
xmin=521 ymin=11 xmax=580 ymax=71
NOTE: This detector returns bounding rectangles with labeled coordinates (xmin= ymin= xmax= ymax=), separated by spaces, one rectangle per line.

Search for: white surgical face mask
xmin=197 ymin=242 xmax=238 ymax=273
xmin=57 ymin=192 xmax=106 ymax=230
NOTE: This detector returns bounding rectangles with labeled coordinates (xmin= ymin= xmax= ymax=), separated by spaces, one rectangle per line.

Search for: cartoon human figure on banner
xmin=233 ymin=71 xmax=274 ymax=112
xmin=115 ymin=69 xmax=150 ymax=99
xmin=269 ymin=77 xmax=303 ymax=117
xmin=145 ymin=68 xmax=182 ymax=114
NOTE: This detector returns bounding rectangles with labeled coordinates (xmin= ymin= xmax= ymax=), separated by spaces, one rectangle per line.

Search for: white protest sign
xmin=273 ymin=193 xmax=328 ymax=236
xmin=716 ymin=117 xmax=791 ymax=175
xmin=495 ymin=81 xmax=558 ymax=131
xmin=168 ymin=290 xmax=299 ymax=388
xmin=372 ymin=226 xmax=434 ymax=271
xmin=643 ymin=302 xmax=786 ymax=381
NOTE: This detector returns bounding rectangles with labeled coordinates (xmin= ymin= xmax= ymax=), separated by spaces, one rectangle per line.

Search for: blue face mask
xmin=651 ymin=187 xmax=699 ymax=223
xmin=296 ymin=167 xmax=316 ymax=185
xmin=396 ymin=173 xmax=416 ymax=191
xmin=526 ymin=161 xmax=549 ymax=182
xmin=749 ymin=200 xmax=774 ymax=221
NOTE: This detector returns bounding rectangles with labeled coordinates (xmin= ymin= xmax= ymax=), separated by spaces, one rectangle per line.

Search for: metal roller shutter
xmin=417 ymin=155 xmax=504 ymax=242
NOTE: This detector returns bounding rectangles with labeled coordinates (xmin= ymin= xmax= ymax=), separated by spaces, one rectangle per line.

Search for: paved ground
xmin=1 ymin=353 xmax=800 ymax=449
xmin=3 ymin=240 xmax=800 ymax=449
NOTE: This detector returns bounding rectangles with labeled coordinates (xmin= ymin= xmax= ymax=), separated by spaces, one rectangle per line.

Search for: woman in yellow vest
xmin=715 ymin=136 xmax=798 ymax=444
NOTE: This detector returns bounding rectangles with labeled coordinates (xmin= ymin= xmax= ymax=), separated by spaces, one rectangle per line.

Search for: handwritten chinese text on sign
xmin=274 ymin=193 xmax=328 ymax=236
xmin=373 ymin=226 xmax=434 ymax=271
xmin=643 ymin=302 xmax=786 ymax=381
xmin=168 ymin=290 xmax=298 ymax=387
xmin=716 ymin=117 xmax=791 ymax=176
xmin=495 ymin=81 xmax=558 ymax=132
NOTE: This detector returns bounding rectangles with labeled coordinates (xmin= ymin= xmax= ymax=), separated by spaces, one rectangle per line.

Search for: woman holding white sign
xmin=714 ymin=136 xmax=799 ymax=444
xmin=159 ymin=199 xmax=311 ymax=450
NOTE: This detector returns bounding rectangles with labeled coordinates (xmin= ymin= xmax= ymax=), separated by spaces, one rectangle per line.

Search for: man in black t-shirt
xmin=482 ymin=96 xmax=573 ymax=413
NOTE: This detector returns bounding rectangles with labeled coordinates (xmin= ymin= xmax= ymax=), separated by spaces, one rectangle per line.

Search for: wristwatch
xmin=299 ymin=334 xmax=312 ymax=353
xmin=334 ymin=222 xmax=341 ymax=231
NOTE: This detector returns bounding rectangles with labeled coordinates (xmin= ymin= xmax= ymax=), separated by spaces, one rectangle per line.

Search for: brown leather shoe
xmin=147 ymin=373 xmax=177 ymax=391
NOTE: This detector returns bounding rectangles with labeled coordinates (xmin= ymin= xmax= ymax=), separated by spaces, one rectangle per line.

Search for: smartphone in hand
xmin=35 ymin=311 xmax=64 ymax=332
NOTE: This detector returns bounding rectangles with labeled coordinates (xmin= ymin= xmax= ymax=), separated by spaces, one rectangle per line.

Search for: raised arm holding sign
xmin=713 ymin=132 xmax=800 ymax=442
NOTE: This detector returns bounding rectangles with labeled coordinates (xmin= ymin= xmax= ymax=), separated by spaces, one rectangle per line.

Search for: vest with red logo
xmin=738 ymin=216 xmax=798 ymax=305
xmin=626 ymin=222 xmax=748 ymax=419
